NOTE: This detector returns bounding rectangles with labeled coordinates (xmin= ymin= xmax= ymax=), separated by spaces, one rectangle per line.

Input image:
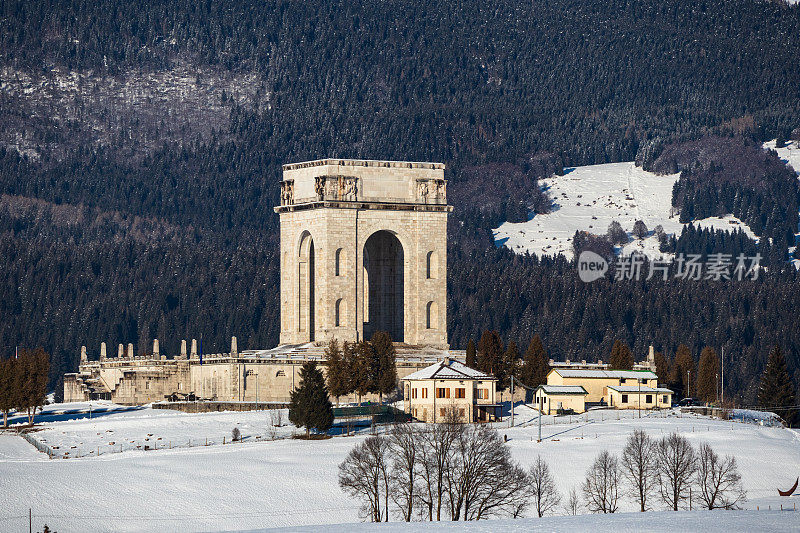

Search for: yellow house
xmin=402 ymin=358 xmax=500 ymax=423
xmin=534 ymin=385 xmax=588 ymax=414
xmin=607 ymin=385 xmax=673 ymax=409
xmin=546 ymin=368 xmax=660 ymax=405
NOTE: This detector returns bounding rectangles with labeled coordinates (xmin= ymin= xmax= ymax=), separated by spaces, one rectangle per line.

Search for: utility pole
xmin=29 ymin=508 xmax=31 ymax=533
xmin=638 ymin=378 xmax=641 ymax=419
xmin=687 ymin=370 xmax=691 ymax=399
xmin=256 ymin=372 xmax=259 ymax=409
xmin=721 ymin=347 xmax=724 ymax=404
xmin=510 ymin=376 xmax=515 ymax=427
xmin=538 ymin=396 xmax=543 ymax=442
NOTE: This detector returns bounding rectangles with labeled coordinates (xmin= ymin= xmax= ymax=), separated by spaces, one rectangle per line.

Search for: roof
xmin=537 ymin=385 xmax=588 ymax=395
xmin=608 ymin=385 xmax=673 ymax=394
xmin=402 ymin=359 xmax=495 ymax=381
xmin=282 ymin=159 xmax=445 ymax=171
xmin=552 ymin=369 xmax=658 ymax=380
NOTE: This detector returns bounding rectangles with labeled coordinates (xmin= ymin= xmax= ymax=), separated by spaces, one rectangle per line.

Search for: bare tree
xmin=696 ymin=443 xmax=746 ymax=509
xmin=563 ymin=487 xmax=581 ymax=515
xmin=528 ymin=455 xmax=561 ymax=517
xmin=621 ymin=429 xmax=657 ymax=511
xmin=656 ymin=432 xmax=697 ymax=511
xmin=416 ymin=411 xmax=461 ymax=520
xmin=582 ymin=450 xmax=621 ymax=513
xmin=389 ymin=423 xmax=420 ymax=521
xmin=338 ymin=434 xmax=391 ymax=522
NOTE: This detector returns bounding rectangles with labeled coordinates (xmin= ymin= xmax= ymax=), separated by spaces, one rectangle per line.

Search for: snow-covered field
xmin=1 ymin=404 xmax=798 ymax=532
xmin=493 ymin=139 xmax=800 ymax=262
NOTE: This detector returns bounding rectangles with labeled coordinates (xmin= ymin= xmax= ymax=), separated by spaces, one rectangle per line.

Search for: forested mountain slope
xmin=1 ymin=0 xmax=799 ymax=401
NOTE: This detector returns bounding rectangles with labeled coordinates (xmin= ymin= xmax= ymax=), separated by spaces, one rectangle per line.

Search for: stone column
xmin=100 ymin=342 xmax=107 ymax=361
xmin=191 ymin=339 xmax=198 ymax=359
xmin=80 ymin=345 xmax=87 ymax=364
xmin=180 ymin=339 xmax=187 ymax=359
xmin=118 ymin=344 xmax=124 ymax=358
xmin=127 ymin=343 xmax=134 ymax=359
xmin=231 ymin=336 xmax=238 ymax=357
xmin=153 ymin=338 xmax=160 ymax=358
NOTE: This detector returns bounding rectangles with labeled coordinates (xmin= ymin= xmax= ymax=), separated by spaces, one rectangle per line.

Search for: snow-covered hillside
xmin=1 ymin=404 xmax=798 ymax=532
xmin=492 ymin=162 xmax=755 ymax=261
xmin=493 ymin=139 xmax=800 ymax=262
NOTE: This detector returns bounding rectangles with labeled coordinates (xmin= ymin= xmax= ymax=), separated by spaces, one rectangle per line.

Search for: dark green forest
xmin=0 ymin=0 xmax=799 ymax=402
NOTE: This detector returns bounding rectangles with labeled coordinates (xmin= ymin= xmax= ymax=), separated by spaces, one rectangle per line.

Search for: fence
xmin=19 ymin=431 xmax=56 ymax=458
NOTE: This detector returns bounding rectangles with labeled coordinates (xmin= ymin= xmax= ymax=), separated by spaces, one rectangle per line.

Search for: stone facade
xmin=276 ymin=159 xmax=451 ymax=348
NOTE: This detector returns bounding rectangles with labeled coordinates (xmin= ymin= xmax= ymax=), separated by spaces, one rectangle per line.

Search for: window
xmin=621 ymin=394 xmax=629 ymax=403
xmin=620 ymin=378 xmax=627 ymax=384
xmin=422 ymin=388 xmax=428 ymax=399
xmin=646 ymin=394 xmax=653 ymax=404
xmin=412 ymin=388 xmax=418 ymax=399
xmin=335 ymin=298 xmax=345 ymax=327
xmin=335 ymin=248 xmax=344 ymax=276
xmin=436 ymin=387 xmax=450 ymax=399
xmin=455 ymin=388 xmax=466 ymax=399
xmin=663 ymin=395 xmax=669 ymax=404
xmin=178 ymin=382 xmax=183 ymax=391
xmin=426 ymin=251 xmax=438 ymax=279
xmin=440 ymin=408 xmax=447 ymax=417
xmin=459 ymin=408 xmax=465 ymax=418
xmin=477 ymin=388 xmax=488 ymax=400
xmin=426 ymin=301 xmax=438 ymax=329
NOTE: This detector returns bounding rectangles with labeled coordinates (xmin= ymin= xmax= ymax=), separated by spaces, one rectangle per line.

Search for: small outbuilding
xmin=402 ymin=358 xmax=500 ymax=423
xmin=534 ymin=384 xmax=588 ymax=414
xmin=606 ymin=385 xmax=673 ymax=409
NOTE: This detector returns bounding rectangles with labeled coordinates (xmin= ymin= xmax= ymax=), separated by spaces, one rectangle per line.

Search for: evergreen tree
xmin=289 ymin=361 xmax=334 ymax=438
xmin=502 ymin=340 xmax=521 ymax=389
xmin=0 ymin=357 xmax=18 ymax=427
xmin=696 ymin=347 xmax=720 ymax=404
xmin=341 ymin=341 xmax=358 ymax=403
xmin=477 ymin=331 xmax=504 ymax=386
xmin=632 ymin=220 xmax=649 ymax=240
xmin=758 ymin=346 xmax=797 ymax=425
xmin=370 ymin=331 xmax=397 ymax=403
xmin=325 ymin=339 xmax=348 ymax=406
xmin=671 ymin=344 xmax=696 ymax=399
xmin=465 ymin=338 xmax=477 ymax=368
xmin=607 ymin=220 xmax=628 ymax=245
xmin=520 ymin=334 xmax=550 ymax=388
xmin=609 ymin=340 xmax=634 ymax=370
xmin=15 ymin=348 xmax=49 ymax=425
xmin=653 ymin=351 xmax=671 ymax=385
xmin=353 ymin=341 xmax=375 ymax=405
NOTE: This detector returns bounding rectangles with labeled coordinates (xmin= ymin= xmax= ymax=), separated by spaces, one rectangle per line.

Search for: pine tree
xmin=758 ymin=346 xmax=797 ymax=425
xmin=609 ymin=340 xmax=634 ymax=370
xmin=477 ymin=331 xmax=504 ymax=386
xmin=370 ymin=331 xmax=397 ymax=403
xmin=654 ymin=351 xmax=671 ymax=384
xmin=15 ymin=348 xmax=49 ymax=425
xmin=671 ymin=344 xmax=696 ymax=399
xmin=465 ymin=339 xmax=477 ymax=368
xmin=289 ymin=361 xmax=334 ymax=438
xmin=325 ymin=339 xmax=347 ymax=406
xmin=502 ymin=340 xmax=521 ymax=389
xmin=696 ymin=347 xmax=719 ymax=404
xmin=520 ymin=334 xmax=550 ymax=388
xmin=353 ymin=341 xmax=375 ymax=405
xmin=0 ymin=357 xmax=17 ymax=427
xmin=342 ymin=341 xmax=358 ymax=403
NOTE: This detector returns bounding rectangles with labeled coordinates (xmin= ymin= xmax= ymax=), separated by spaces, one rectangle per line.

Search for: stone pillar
xmin=153 ymin=338 xmax=160 ymax=358
xmin=80 ymin=345 xmax=87 ymax=364
xmin=191 ymin=339 xmax=198 ymax=359
xmin=100 ymin=342 xmax=107 ymax=361
xmin=118 ymin=344 xmax=124 ymax=358
xmin=127 ymin=343 xmax=134 ymax=359
xmin=180 ymin=339 xmax=187 ymax=359
xmin=648 ymin=345 xmax=655 ymax=367
xmin=231 ymin=336 xmax=238 ymax=357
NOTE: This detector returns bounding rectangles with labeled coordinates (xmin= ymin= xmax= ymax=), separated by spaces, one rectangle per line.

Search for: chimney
xmin=180 ymin=339 xmax=187 ymax=359
xmin=153 ymin=338 xmax=159 ymax=358
xmin=100 ymin=342 xmax=107 ymax=361
xmin=127 ymin=343 xmax=134 ymax=359
xmin=191 ymin=339 xmax=198 ymax=358
xmin=118 ymin=344 xmax=124 ymax=358
xmin=231 ymin=336 xmax=238 ymax=357
xmin=80 ymin=345 xmax=87 ymax=364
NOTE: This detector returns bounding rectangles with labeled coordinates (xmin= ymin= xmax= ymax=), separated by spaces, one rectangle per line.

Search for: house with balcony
xmin=401 ymin=358 xmax=500 ymax=423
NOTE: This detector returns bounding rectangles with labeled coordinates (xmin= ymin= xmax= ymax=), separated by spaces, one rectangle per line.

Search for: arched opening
xmin=363 ymin=230 xmax=404 ymax=341
xmin=426 ymin=251 xmax=438 ymax=279
xmin=298 ymin=232 xmax=315 ymax=341
xmin=426 ymin=301 xmax=438 ymax=329
xmin=335 ymin=298 xmax=346 ymax=327
xmin=335 ymin=248 xmax=344 ymax=276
